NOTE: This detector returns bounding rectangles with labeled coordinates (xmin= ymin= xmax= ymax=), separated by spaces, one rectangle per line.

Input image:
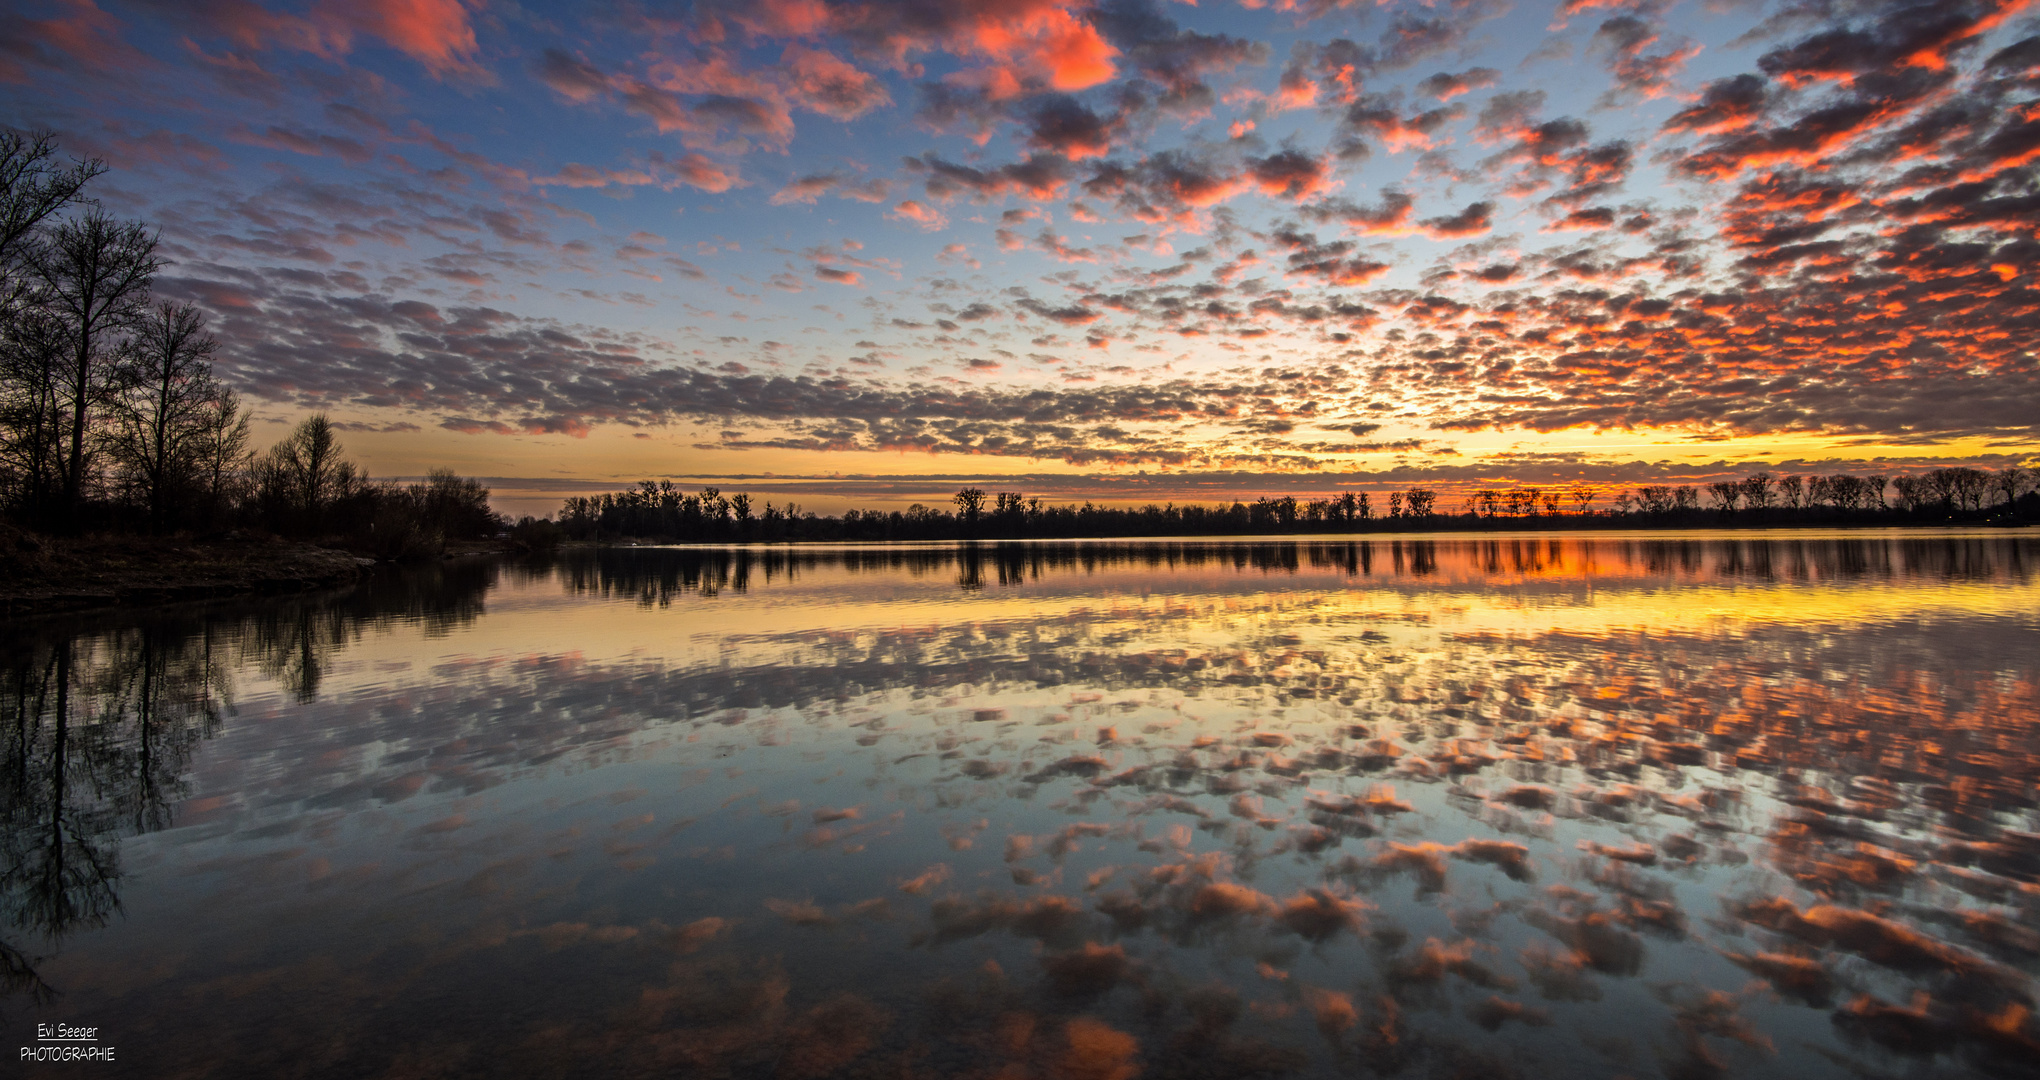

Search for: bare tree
xmin=1945 ymin=467 xmax=1991 ymax=512
xmin=1706 ymin=480 xmax=1742 ymax=512
xmin=1807 ymin=475 xmax=1833 ymax=508
xmin=1892 ymin=475 xmax=1926 ymax=512
xmin=0 ymin=132 xmax=104 ymax=520
xmin=259 ymin=413 xmax=359 ymax=533
xmin=1923 ymin=468 xmax=1961 ymax=511
xmin=1777 ymin=474 xmax=1803 ymax=510
xmin=1741 ymin=472 xmax=1774 ymax=511
xmin=0 ymin=131 xmax=104 ymax=291
xmin=105 ymin=303 xmax=237 ymax=531
xmin=22 ymin=209 xmax=161 ymax=517
xmin=953 ymin=486 xmax=986 ymax=526
xmin=1991 ymin=466 xmax=2032 ymax=510
xmin=0 ymin=304 xmax=71 ymax=514
xmin=1811 ymin=474 xmax=1875 ymax=511
xmin=190 ymin=385 xmax=249 ymax=520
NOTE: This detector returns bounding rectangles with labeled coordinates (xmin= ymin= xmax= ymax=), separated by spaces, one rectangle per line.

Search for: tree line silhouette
xmin=558 ymin=467 xmax=2035 ymax=544
xmin=0 ymin=133 xmax=502 ymax=558
xmin=556 ymin=483 xmax=1456 ymax=543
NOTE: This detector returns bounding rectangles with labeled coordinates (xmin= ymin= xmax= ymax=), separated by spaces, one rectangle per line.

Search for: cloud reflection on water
xmin=1 ymin=533 xmax=2035 ymax=1078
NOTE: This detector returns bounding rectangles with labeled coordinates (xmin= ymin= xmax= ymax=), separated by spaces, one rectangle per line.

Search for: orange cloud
xmin=970 ymin=7 xmax=1118 ymax=91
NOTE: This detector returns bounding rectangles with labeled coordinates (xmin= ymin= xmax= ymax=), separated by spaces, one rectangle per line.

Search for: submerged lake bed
xmin=4 ymin=531 xmax=2037 ymax=1079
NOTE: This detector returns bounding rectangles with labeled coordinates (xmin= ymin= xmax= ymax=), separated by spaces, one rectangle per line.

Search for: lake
xmin=3 ymin=531 xmax=2037 ymax=1078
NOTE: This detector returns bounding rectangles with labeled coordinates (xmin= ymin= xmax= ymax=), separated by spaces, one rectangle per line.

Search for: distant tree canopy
xmin=557 ymin=484 xmax=1469 ymax=543
xmin=0 ymin=134 xmax=503 ymax=556
xmin=240 ymin=415 xmax=504 ymax=558
xmin=558 ymin=468 xmax=2035 ymax=544
xmin=557 ymin=482 xmax=1459 ymax=543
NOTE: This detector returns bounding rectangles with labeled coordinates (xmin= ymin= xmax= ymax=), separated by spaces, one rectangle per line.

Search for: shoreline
xmin=3 ymin=521 xmax=2028 ymax=620
xmin=0 ymin=529 xmax=515 ymax=619
xmin=576 ymin=517 xmax=2035 ymax=548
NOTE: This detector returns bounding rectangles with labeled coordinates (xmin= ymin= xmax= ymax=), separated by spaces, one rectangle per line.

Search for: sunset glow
xmin=6 ymin=0 xmax=2036 ymax=513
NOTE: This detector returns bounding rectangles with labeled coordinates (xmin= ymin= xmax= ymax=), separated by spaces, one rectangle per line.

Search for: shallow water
xmin=3 ymin=531 xmax=2037 ymax=1079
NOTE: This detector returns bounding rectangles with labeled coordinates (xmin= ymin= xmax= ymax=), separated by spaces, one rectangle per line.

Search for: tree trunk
xmin=63 ymin=293 xmax=93 ymax=514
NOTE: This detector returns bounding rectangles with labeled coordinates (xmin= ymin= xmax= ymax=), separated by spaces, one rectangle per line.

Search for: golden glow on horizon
xmin=315 ymin=403 xmax=2038 ymax=519
xmin=310 ymin=535 xmax=2037 ymax=683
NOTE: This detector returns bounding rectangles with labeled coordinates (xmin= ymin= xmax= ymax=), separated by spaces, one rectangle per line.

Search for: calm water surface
xmin=3 ymin=531 xmax=2037 ymax=1079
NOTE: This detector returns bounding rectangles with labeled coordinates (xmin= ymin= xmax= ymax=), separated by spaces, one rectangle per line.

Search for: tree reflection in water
xmin=552 ymin=533 xmax=2024 ymax=606
xmin=0 ymin=635 xmax=206 ymax=1004
xmin=0 ymin=558 xmax=498 ymax=1002
xmin=0 ymin=536 xmax=2032 ymax=1078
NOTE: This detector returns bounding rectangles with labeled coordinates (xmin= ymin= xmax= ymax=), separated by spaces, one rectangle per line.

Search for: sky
xmin=4 ymin=0 xmax=2036 ymax=514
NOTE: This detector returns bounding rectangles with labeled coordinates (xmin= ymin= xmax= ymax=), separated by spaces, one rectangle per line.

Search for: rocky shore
xmin=0 ymin=526 xmax=378 ymax=618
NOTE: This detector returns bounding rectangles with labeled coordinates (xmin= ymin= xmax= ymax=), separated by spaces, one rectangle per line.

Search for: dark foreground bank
xmin=0 ymin=526 xmax=378 ymax=617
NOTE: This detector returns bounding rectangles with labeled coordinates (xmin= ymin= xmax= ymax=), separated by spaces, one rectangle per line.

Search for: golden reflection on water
xmin=1 ymin=531 xmax=2036 ymax=1079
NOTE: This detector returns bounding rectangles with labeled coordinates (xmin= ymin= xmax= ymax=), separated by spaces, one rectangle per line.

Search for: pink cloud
xmin=771 ymin=172 xmax=888 ymax=203
xmin=888 ymin=199 xmax=949 ymax=230
xmin=0 ymin=0 xmax=147 ymax=80
xmin=781 ymin=44 xmax=892 ymax=119
xmin=719 ymin=0 xmax=1118 ymax=97
xmin=159 ymin=0 xmax=488 ymax=79
xmin=532 ymin=153 xmax=738 ymax=193
xmin=343 ymin=0 xmax=485 ymax=80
